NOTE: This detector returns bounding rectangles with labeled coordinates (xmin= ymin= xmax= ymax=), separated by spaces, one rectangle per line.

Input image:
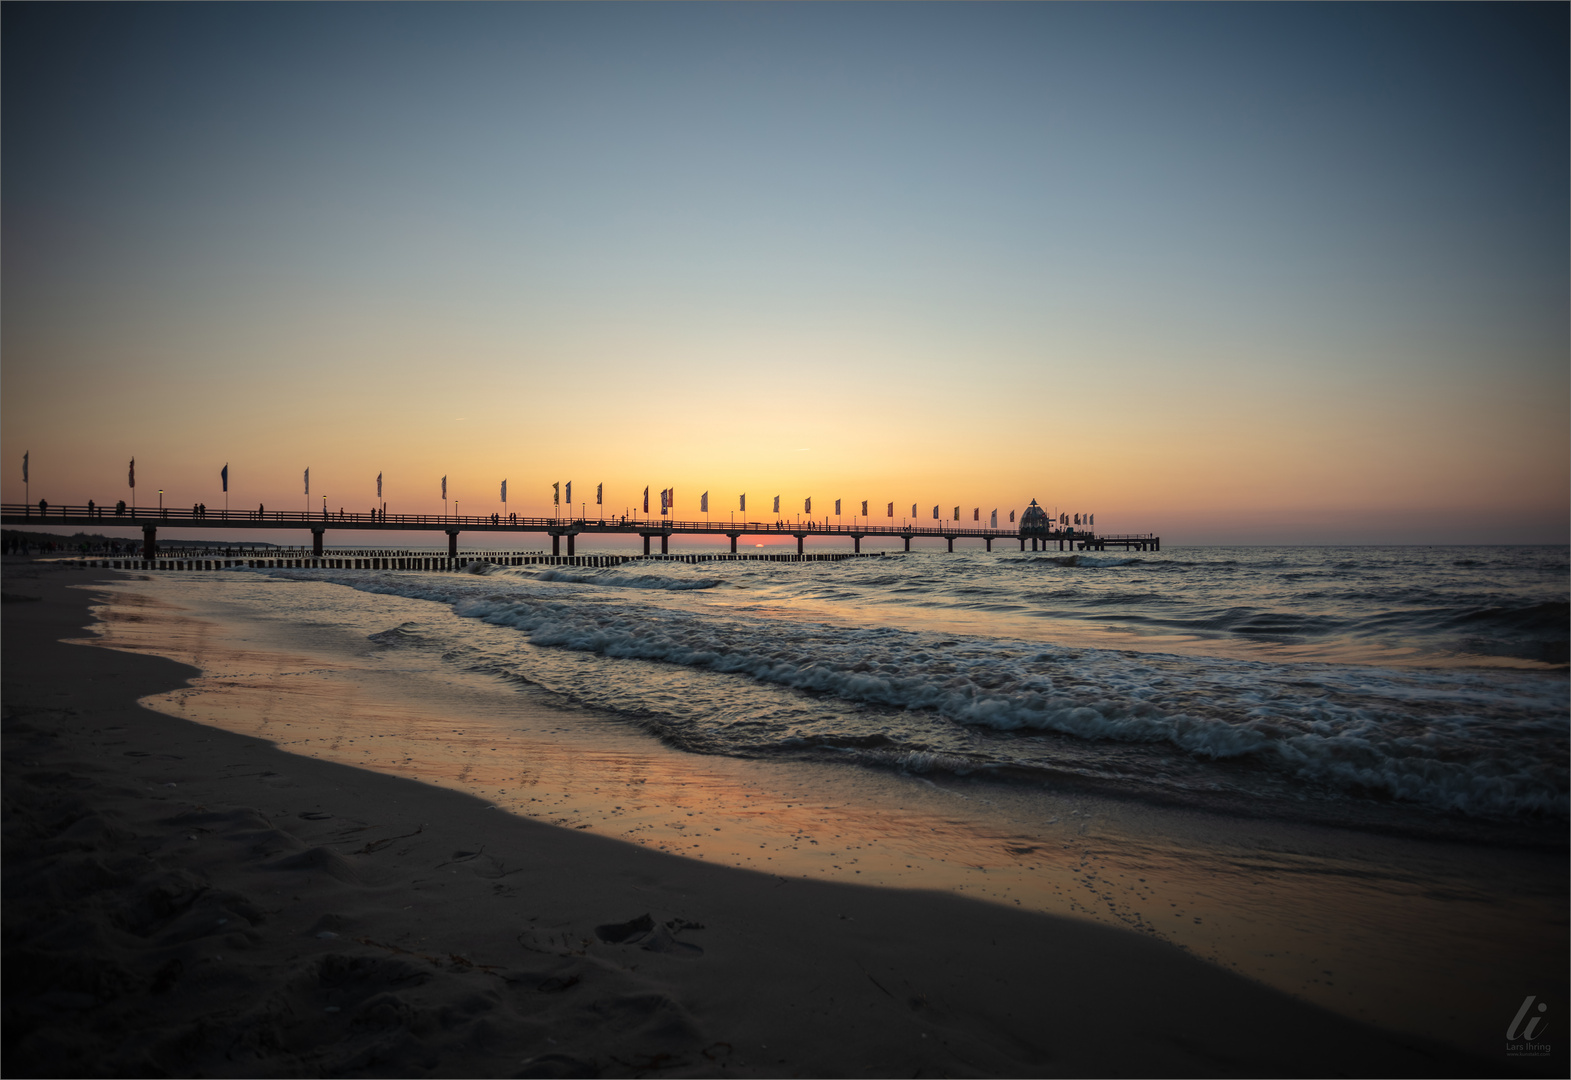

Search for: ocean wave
xmin=1010 ymin=555 xmax=1246 ymax=572
xmin=531 ymin=568 xmax=724 ymax=591
xmin=264 ymin=555 xmax=1570 ymax=822
xmin=442 ymin=590 xmax=1564 ymax=819
xmin=1443 ymin=600 xmax=1569 ymax=635
xmin=367 ymin=622 xmax=426 ymax=645
xmin=1020 ymin=555 xmax=1141 ymax=569
xmin=1109 ymin=607 xmax=1348 ymax=637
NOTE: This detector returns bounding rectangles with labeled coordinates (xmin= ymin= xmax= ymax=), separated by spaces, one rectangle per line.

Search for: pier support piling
xmin=796 ymin=535 xmax=805 ymax=555
xmin=661 ymin=534 xmax=669 ymax=555
xmin=142 ymin=524 xmax=157 ymax=559
xmin=446 ymin=530 xmax=459 ymax=558
xmin=552 ymin=534 xmax=560 ymax=557
xmin=728 ymin=533 xmax=739 ymax=553
xmin=642 ymin=534 xmax=651 ymax=556
xmin=946 ymin=536 xmax=953 ymax=553
xmin=567 ymin=533 xmax=575 ymax=557
xmin=312 ymin=528 xmax=325 ymax=557
xmin=853 ymin=535 xmax=861 ymax=553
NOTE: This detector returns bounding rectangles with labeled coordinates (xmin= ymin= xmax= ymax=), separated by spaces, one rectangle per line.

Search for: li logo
xmin=1507 ymin=996 xmax=1548 ymax=1042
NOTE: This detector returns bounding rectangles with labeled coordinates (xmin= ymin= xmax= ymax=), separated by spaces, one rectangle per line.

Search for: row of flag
xmin=30 ymin=455 xmax=1093 ymax=525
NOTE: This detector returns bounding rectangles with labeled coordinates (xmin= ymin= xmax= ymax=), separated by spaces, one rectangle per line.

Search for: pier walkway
xmin=2 ymin=503 xmax=1158 ymax=558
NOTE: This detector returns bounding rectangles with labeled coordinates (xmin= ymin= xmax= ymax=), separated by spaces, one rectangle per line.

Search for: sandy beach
xmin=4 ymin=563 xmax=1533 ymax=1078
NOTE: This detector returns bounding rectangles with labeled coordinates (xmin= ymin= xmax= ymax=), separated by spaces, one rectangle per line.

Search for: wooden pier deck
xmin=2 ymin=503 xmax=1158 ymax=558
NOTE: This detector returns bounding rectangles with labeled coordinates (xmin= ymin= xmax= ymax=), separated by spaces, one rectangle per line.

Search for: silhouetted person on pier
xmin=258 ymin=503 xmax=265 ymax=519
xmin=88 ymin=500 xmax=95 ymax=516
xmin=38 ymin=499 xmax=46 ymax=516
xmin=116 ymin=501 xmax=126 ymax=516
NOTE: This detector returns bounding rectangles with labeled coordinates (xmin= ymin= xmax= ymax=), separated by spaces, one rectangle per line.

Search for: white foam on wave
xmin=530 ymin=567 xmax=724 ymax=591
xmin=264 ymin=564 xmax=1570 ymax=820
xmin=1017 ymin=554 xmax=1140 ymax=569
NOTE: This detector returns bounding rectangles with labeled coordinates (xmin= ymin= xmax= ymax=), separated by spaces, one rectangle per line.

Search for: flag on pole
xmin=553 ymin=482 xmax=560 ymax=506
xmin=1090 ymin=513 xmax=1095 ymax=526
xmin=834 ymin=499 xmax=840 ymax=516
xmin=670 ymin=487 xmax=675 ymax=508
xmin=1074 ymin=513 xmax=1080 ymax=525
xmin=442 ymin=476 xmax=447 ymax=500
xmin=973 ymin=508 xmax=979 ymax=521
xmin=911 ymin=503 xmax=916 ymax=518
xmin=740 ymin=493 xmax=746 ymax=512
xmin=932 ymin=505 xmax=938 ymax=520
xmin=566 ymin=481 xmax=572 ymax=505
xmin=501 ymin=479 xmax=507 ymax=502
xmin=377 ymin=473 xmax=382 ymax=499
xmin=643 ymin=486 xmax=649 ymax=512
xmin=661 ymin=488 xmax=668 ymax=515
xmin=222 ymin=464 xmax=229 ymax=493
xmin=887 ymin=502 xmax=893 ymax=518
xmin=954 ymin=507 xmax=960 ymax=521
xmin=861 ymin=500 xmax=867 ymax=516
xmin=990 ymin=509 xmax=997 ymax=527
xmin=305 ymin=468 xmax=310 ymax=496
xmin=773 ymin=495 xmax=780 ymax=513
xmin=596 ymin=483 xmax=602 ymax=506
xmin=23 ymin=451 xmax=29 ymax=483
xmin=1010 ymin=510 xmax=1015 ymax=523
xmin=701 ymin=491 xmax=708 ymax=513
xmin=129 ymin=459 xmax=135 ymax=489
xmin=805 ymin=497 xmax=812 ymax=513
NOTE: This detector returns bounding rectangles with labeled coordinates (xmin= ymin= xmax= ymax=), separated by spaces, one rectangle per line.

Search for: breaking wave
xmin=259 ymin=543 xmax=1570 ymax=825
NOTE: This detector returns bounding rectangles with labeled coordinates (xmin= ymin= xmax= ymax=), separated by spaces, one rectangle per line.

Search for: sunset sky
xmin=4 ymin=3 xmax=1566 ymax=546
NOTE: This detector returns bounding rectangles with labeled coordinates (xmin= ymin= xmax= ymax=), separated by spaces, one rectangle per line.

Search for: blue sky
xmin=5 ymin=3 xmax=1566 ymax=543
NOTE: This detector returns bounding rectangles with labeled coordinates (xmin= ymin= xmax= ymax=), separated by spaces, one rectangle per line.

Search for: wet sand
xmin=2 ymin=563 xmax=1549 ymax=1076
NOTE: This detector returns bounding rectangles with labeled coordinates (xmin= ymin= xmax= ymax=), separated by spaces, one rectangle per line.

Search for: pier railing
xmin=0 ymin=502 xmax=1139 ymax=539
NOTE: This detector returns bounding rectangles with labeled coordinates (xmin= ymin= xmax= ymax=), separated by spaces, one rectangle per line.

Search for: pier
xmin=2 ymin=502 xmax=1158 ymax=559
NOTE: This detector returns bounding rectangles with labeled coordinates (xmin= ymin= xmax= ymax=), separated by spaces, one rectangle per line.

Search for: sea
xmin=174 ymin=542 xmax=1569 ymax=840
xmin=74 ymin=540 xmax=1569 ymax=1054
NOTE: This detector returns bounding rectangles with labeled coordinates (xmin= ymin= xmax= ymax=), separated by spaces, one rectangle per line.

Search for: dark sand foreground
xmin=4 ymin=567 xmax=1498 ymax=1077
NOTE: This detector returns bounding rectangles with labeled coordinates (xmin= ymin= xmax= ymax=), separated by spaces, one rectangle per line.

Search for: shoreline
xmin=2 ymin=564 xmax=1552 ymax=1076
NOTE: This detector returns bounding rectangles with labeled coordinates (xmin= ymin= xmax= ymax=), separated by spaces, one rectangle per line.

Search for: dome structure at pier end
xmin=1019 ymin=499 xmax=1051 ymax=537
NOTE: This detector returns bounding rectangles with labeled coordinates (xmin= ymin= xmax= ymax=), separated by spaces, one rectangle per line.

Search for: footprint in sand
xmin=593 ymin=914 xmax=704 ymax=957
